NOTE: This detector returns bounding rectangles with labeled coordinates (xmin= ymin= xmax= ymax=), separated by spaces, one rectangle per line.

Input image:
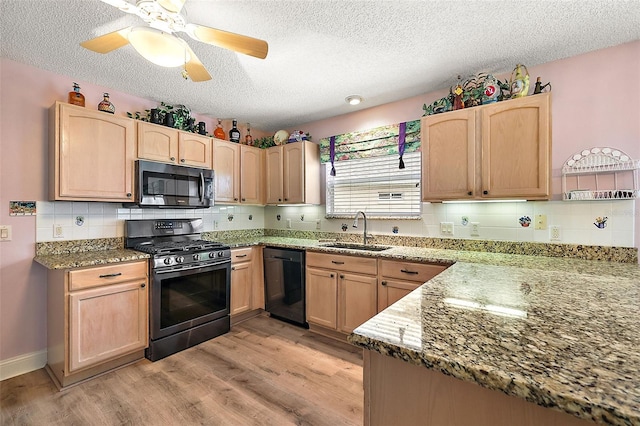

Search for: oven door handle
xmin=154 ymin=261 xmax=230 ymax=274
xmin=199 ymin=172 xmax=204 ymax=203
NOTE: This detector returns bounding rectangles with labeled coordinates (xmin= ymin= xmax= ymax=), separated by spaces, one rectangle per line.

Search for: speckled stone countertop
xmin=217 ymin=236 xmax=640 ymax=425
xmin=34 ymin=249 xmax=150 ymax=269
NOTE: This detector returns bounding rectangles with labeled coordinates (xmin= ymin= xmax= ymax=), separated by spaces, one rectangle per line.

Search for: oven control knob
xmin=175 ymin=256 xmax=185 ymax=264
xmin=218 ymin=251 xmax=225 ymax=258
xmin=163 ymin=257 xmax=173 ymax=265
xmin=208 ymin=252 xmax=216 ymax=259
xmin=192 ymin=253 xmax=200 ymax=261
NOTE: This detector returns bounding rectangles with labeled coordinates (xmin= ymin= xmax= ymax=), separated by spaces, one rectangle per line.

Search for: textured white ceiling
xmin=1 ymin=0 xmax=639 ymax=131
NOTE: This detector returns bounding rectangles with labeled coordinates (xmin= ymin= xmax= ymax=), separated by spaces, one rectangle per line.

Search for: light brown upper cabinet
xmin=265 ymin=141 xmax=321 ymax=205
xmin=421 ymin=93 xmax=551 ymax=201
xmin=49 ymin=102 xmax=136 ymax=202
xmin=212 ymin=139 xmax=264 ymax=204
xmin=138 ymin=121 xmax=212 ymax=168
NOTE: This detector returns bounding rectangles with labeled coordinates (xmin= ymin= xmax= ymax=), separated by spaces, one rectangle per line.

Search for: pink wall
xmin=298 ymin=40 xmax=640 ymax=255
xmin=1 ymin=41 xmax=639 ymax=364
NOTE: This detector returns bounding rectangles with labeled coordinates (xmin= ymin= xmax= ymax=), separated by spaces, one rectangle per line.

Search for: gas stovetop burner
xmin=134 ymin=239 xmax=225 ymax=255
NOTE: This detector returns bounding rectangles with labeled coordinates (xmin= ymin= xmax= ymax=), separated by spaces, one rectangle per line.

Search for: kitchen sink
xmin=321 ymin=242 xmax=391 ymax=252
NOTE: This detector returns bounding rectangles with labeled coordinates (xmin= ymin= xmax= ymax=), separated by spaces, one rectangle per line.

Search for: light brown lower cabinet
xmin=230 ymin=247 xmax=264 ymax=321
xmin=306 ymin=252 xmax=377 ymax=335
xmin=377 ymin=259 xmax=448 ymax=311
xmin=46 ymin=260 xmax=148 ymax=390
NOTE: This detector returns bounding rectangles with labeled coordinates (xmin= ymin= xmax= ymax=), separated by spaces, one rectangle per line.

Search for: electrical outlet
xmin=53 ymin=224 xmax=64 ymax=238
xmin=470 ymin=222 xmax=480 ymax=236
xmin=287 ymin=219 xmax=292 ymax=229
xmin=534 ymin=214 xmax=547 ymax=230
xmin=316 ymin=219 xmax=321 ymax=230
xmin=550 ymin=225 xmax=561 ymax=241
xmin=440 ymin=222 xmax=454 ymax=236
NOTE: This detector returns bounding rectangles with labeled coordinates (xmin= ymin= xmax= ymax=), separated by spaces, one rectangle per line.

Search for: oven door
xmin=150 ymin=261 xmax=230 ymax=341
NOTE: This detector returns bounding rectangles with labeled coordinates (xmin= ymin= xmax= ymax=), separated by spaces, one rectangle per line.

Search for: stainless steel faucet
xmin=353 ymin=211 xmax=369 ymax=245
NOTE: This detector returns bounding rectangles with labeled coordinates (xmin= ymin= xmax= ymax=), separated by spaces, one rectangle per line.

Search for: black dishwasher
xmin=263 ymin=247 xmax=307 ymax=327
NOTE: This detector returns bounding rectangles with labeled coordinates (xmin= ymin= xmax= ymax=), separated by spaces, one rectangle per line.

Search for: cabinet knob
xmin=231 ymin=266 xmax=236 ymax=271
xmin=330 ymin=274 xmax=334 ymax=278
xmin=170 ymin=157 xmax=176 ymax=161
xmin=483 ymin=190 xmax=488 ymax=195
xmin=278 ymin=198 xmax=282 ymax=202
xmin=467 ymin=191 xmax=472 ymax=196
xmin=284 ymin=198 xmax=288 ymax=201
xmin=140 ymin=283 xmax=146 ymax=288
xmin=234 ymin=198 xmax=238 ymax=201
xmin=242 ymin=198 xmax=246 ymax=202
xmin=180 ymin=159 xmax=186 ymax=163
xmin=339 ymin=274 xmax=345 ymax=279
xmin=126 ymin=193 xmax=132 ymax=198
xmin=381 ymin=281 xmax=387 ymax=286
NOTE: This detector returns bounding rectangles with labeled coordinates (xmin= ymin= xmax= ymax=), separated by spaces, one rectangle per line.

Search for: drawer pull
xmin=235 ymin=254 xmax=248 ymax=258
xmin=400 ymin=269 xmax=419 ymax=275
xmin=331 ymin=260 xmax=345 ymax=265
xmin=381 ymin=281 xmax=387 ymax=286
xmin=99 ymin=272 xmax=122 ymax=278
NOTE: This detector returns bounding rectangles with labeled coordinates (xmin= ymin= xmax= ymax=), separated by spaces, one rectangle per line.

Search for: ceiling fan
xmin=81 ymin=0 xmax=269 ymax=82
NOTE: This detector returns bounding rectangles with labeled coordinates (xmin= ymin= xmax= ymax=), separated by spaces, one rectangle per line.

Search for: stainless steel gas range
xmin=125 ymin=218 xmax=231 ymax=361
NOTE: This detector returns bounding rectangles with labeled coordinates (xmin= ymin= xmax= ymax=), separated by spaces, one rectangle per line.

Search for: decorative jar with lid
xmin=98 ymin=93 xmax=115 ymax=114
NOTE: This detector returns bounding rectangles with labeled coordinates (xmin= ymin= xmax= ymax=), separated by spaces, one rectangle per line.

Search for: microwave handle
xmin=199 ymin=172 xmax=204 ymax=202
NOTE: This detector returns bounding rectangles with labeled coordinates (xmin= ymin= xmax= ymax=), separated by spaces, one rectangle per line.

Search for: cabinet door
xmin=231 ymin=261 xmax=252 ymax=316
xmin=240 ymin=145 xmax=264 ymax=204
xmin=265 ymin=146 xmax=284 ymax=204
xmin=56 ymin=103 xmax=135 ymax=201
xmin=283 ymin=143 xmax=305 ymax=203
xmin=481 ymin=93 xmax=551 ymax=199
xmin=137 ymin=122 xmax=178 ymax=164
xmin=338 ymin=272 xmax=377 ymax=333
xmin=306 ymin=267 xmax=338 ymax=329
xmin=178 ymin=132 xmax=212 ymax=168
xmin=421 ymin=109 xmax=476 ymax=201
xmin=213 ymin=139 xmax=240 ymax=203
xmin=378 ymin=279 xmax=421 ymax=311
xmin=68 ymin=280 xmax=148 ymax=372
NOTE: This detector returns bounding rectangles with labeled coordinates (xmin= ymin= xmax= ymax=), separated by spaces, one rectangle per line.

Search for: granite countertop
xmin=33 ymin=236 xmax=640 ymax=424
xmin=34 ymin=249 xmax=150 ymax=269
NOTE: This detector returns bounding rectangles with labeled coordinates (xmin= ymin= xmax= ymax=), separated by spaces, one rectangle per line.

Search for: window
xmin=326 ymin=152 xmax=421 ymax=217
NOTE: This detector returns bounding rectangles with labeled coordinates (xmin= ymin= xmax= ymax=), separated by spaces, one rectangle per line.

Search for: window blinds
xmin=326 ymin=152 xmax=421 ymax=217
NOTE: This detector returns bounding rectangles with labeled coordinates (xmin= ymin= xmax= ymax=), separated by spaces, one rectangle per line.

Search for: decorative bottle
xmin=97 ymin=93 xmax=115 ymax=114
xmin=213 ymin=119 xmax=226 ymax=140
xmin=245 ymin=123 xmax=253 ymax=146
xmin=68 ymin=83 xmax=85 ymax=107
xmin=229 ymin=119 xmax=241 ymax=143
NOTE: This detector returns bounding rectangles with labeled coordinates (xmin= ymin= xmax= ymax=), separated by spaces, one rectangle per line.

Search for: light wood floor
xmin=1 ymin=315 xmax=364 ymax=425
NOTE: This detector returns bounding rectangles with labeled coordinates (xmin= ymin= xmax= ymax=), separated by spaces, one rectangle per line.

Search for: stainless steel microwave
xmin=131 ymin=160 xmax=214 ymax=208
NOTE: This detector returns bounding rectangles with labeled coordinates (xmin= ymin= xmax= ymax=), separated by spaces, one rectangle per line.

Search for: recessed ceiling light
xmin=345 ymin=95 xmax=363 ymax=105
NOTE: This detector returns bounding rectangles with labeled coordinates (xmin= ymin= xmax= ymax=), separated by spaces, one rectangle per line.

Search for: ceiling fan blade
xmin=185 ymin=23 xmax=268 ymax=59
xmin=157 ymin=0 xmax=186 ymax=14
xmin=184 ymin=46 xmax=212 ymax=82
xmin=80 ymin=27 xmax=132 ymax=53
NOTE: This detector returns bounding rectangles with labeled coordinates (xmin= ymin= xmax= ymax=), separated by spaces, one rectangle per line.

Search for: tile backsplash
xmin=35 ymin=202 xmax=265 ymax=242
xmin=36 ymin=200 xmax=635 ymax=248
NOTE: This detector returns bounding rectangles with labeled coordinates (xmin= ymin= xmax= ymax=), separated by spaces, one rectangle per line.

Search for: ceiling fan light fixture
xmin=128 ymin=26 xmax=190 ymax=67
xmin=346 ymin=95 xmax=363 ymax=106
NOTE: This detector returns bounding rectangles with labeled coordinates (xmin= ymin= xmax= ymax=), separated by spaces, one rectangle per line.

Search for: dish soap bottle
xmin=97 ymin=93 xmax=115 ymax=114
xmin=229 ymin=119 xmax=240 ymax=143
xmin=245 ymin=123 xmax=253 ymax=146
xmin=213 ymin=119 xmax=226 ymax=140
xmin=68 ymin=82 xmax=85 ymax=107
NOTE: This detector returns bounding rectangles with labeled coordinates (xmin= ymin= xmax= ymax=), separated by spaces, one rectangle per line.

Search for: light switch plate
xmin=0 ymin=225 xmax=11 ymax=241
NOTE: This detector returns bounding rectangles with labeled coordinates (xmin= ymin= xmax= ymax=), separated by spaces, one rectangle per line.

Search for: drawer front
xmin=231 ymin=247 xmax=253 ymax=264
xmin=307 ymin=252 xmax=377 ymax=275
xmin=69 ymin=261 xmax=148 ymax=291
xmin=379 ymin=260 xmax=446 ymax=283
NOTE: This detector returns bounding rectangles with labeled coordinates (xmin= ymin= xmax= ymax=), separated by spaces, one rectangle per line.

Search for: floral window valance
xmin=319 ymin=120 xmax=421 ymax=168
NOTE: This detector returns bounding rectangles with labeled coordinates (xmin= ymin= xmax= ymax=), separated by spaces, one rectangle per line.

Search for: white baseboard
xmin=0 ymin=349 xmax=47 ymax=381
